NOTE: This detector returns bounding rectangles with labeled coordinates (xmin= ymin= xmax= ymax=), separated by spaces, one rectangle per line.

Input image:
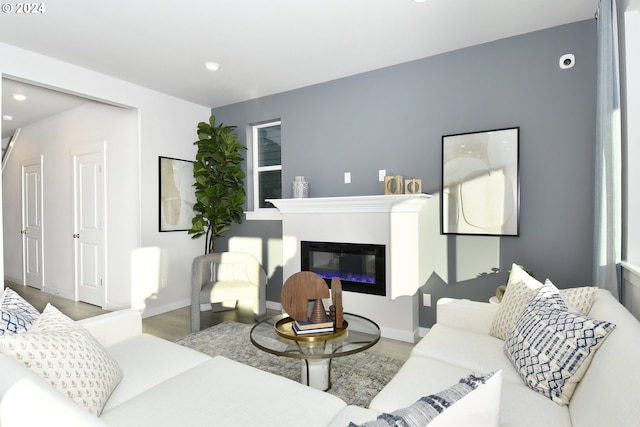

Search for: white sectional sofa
xmin=2 ymin=275 xmax=640 ymax=426
xmin=0 ymin=307 xmax=348 ymax=426
xmin=336 ymin=286 xmax=640 ymax=427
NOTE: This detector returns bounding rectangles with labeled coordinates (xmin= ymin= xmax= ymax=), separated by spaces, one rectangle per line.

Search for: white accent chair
xmin=191 ymin=252 xmax=267 ymax=333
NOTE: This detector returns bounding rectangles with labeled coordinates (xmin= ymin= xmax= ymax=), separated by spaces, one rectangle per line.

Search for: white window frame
xmin=246 ymin=120 xmax=282 ymax=220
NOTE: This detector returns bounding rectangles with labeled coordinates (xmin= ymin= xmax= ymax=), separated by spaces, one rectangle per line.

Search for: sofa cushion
xmin=505 ymin=281 xmax=615 ymax=405
xmin=0 ymin=288 xmax=39 ymax=335
xmin=102 ymin=333 xmax=210 ymax=412
xmin=567 ymin=289 xmax=640 ymax=427
xmin=490 ymin=264 xmax=598 ymax=340
xmin=0 ymin=304 xmax=123 ymax=416
xmin=351 ymin=371 xmax=501 ymax=427
xmin=100 ymin=356 xmax=347 ymax=427
xmin=379 ymin=345 xmax=571 ymax=426
xmin=412 ymin=323 xmax=522 ymax=384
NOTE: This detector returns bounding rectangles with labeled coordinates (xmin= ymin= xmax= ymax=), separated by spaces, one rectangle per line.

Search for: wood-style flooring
xmin=5 ymin=282 xmax=413 ymax=361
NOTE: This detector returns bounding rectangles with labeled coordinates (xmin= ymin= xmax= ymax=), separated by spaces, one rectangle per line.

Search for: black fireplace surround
xmin=300 ymin=241 xmax=386 ymax=296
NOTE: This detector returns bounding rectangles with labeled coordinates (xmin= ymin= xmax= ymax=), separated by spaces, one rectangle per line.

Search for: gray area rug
xmin=176 ymin=321 xmax=404 ymax=407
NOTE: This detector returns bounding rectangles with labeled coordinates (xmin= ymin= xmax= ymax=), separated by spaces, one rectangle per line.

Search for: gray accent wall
xmin=213 ymin=20 xmax=597 ymax=328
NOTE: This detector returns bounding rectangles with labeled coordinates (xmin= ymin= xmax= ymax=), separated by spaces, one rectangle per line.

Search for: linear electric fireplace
xmin=301 ymin=241 xmax=386 ymax=296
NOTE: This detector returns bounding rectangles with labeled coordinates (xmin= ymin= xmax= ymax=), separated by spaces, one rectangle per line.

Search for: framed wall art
xmin=441 ymin=127 xmax=519 ymax=236
xmin=159 ymin=156 xmax=196 ymax=232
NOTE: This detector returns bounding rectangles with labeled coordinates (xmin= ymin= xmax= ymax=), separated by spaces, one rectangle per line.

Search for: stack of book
xmin=292 ymin=318 xmax=334 ymax=335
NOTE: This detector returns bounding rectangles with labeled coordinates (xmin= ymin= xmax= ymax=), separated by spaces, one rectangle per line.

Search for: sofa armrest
xmin=77 ymin=309 xmax=143 ymax=347
xmin=436 ymin=298 xmax=498 ymax=335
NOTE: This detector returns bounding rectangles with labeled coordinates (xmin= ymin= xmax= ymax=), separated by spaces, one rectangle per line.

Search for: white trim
xmin=268 ymin=194 xmax=431 ymax=214
xmin=245 ymin=208 xmax=282 ymax=221
xmin=251 ymin=120 xmax=282 ymax=210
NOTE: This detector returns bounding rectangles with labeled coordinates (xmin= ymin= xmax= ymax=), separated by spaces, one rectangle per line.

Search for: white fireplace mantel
xmin=267 ymin=194 xmax=431 ymax=215
xmin=269 ymin=193 xmax=432 ymax=342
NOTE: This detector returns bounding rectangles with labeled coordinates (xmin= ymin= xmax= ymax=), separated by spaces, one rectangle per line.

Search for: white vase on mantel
xmin=292 ymin=176 xmax=309 ymax=198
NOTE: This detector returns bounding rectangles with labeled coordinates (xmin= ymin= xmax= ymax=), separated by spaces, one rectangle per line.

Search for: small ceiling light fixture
xmin=412 ymin=0 xmax=428 ymax=3
xmin=2 ymin=115 xmax=13 ymax=121
xmin=204 ymin=62 xmax=221 ymax=71
xmin=12 ymin=94 xmax=27 ymax=101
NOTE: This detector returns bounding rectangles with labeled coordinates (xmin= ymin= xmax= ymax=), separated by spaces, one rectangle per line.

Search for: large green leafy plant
xmin=189 ymin=115 xmax=246 ymax=253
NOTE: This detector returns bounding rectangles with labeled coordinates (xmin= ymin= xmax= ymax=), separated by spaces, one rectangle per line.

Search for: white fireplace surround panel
xmin=269 ymin=194 xmax=431 ymax=343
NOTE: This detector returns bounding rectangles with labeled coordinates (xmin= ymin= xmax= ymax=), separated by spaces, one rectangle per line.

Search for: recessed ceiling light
xmin=204 ymin=62 xmax=221 ymax=71
xmin=2 ymin=115 xmax=13 ymax=121
xmin=412 ymin=0 xmax=428 ymax=3
xmin=12 ymin=94 xmax=27 ymax=101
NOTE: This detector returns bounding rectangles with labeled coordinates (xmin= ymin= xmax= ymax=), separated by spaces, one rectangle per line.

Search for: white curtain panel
xmin=593 ymin=0 xmax=622 ymax=299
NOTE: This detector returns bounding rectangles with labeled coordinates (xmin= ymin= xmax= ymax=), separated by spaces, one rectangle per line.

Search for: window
xmin=252 ymin=121 xmax=281 ymax=210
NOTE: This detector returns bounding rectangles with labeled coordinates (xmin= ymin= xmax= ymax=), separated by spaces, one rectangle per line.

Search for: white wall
xmin=2 ymin=103 xmax=137 ymax=306
xmin=0 ymin=42 xmax=211 ymax=316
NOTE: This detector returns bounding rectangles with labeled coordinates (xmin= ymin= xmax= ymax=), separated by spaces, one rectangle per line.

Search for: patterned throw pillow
xmin=0 ymin=287 xmax=40 ymax=335
xmin=0 ymin=304 xmax=123 ymax=415
xmin=489 ymin=264 xmax=543 ymax=340
xmin=349 ymin=371 xmax=499 ymax=427
xmin=490 ymin=264 xmax=598 ymax=340
xmin=559 ymin=286 xmax=598 ymax=314
xmin=504 ymin=281 xmax=615 ymax=405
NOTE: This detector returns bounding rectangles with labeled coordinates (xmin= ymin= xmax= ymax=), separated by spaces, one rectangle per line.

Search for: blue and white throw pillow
xmin=350 ymin=371 xmax=500 ymax=427
xmin=0 ymin=287 xmax=40 ymax=335
xmin=505 ymin=280 xmax=615 ymax=405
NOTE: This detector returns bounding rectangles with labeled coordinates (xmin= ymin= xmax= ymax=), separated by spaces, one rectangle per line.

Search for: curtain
xmin=593 ymin=0 xmax=622 ymax=300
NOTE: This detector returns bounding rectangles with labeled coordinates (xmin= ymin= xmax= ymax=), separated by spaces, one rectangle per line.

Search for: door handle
xmin=20 ymin=230 xmax=26 ymax=235
xmin=73 ymin=234 xmax=80 ymax=239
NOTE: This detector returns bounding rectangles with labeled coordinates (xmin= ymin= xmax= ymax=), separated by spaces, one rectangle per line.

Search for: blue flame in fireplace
xmin=311 ymin=269 xmax=375 ymax=285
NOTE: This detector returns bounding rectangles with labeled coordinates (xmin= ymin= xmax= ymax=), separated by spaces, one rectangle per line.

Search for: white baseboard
xmin=42 ymin=285 xmax=74 ymax=300
xmin=418 ymin=327 xmax=430 ymax=338
xmin=141 ymin=298 xmax=190 ymax=319
xmin=380 ymin=326 xmax=419 ymax=344
xmin=4 ymin=275 xmax=22 ymax=286
xmin=266 ymin=300 xmax=282 ymax=311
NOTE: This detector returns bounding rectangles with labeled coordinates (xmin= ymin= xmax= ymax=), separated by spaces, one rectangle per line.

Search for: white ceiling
xmin=1 ymin=0 xmax=598 ymax=139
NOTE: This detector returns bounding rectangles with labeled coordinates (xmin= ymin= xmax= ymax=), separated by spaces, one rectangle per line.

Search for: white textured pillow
xmin=0 ymin=287 xmax=40 ymax=335
xmin=489 ymin=264 xmax=543 ymax=340
xmin=504 ymin=281 xmax=615 ymax=405
xmin=350 ymin=371 xmax=501 ymax=427
xmin=0 ymin=304 xmax=123 ymax=415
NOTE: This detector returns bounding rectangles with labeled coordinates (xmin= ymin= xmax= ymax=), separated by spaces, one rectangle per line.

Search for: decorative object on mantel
xmin=404 ymin=178 xmax=422 ymax=194
xmin=384 ymin=175 xmax=403 ymax=194
xmin=292 ymin=176 xmax=309 ymax=198
xmin=441 ymin=126 xmax=519 ymax=236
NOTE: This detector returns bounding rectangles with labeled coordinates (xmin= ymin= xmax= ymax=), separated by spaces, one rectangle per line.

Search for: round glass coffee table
xmin=250 ymin=312 xmax=380 ymax=390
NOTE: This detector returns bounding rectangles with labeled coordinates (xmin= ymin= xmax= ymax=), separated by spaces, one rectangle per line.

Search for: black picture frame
xmin=441 ymin=127 xmax=520 ymax=236
xmin=159 ymin=156 xmax=196 ymax=232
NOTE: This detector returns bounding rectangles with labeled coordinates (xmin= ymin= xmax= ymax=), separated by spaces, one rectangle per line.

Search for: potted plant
xmin=188 ymin=115 xmax=246 ymax=253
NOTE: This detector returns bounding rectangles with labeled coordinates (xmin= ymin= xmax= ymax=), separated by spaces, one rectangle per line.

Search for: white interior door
xmin=21 ymin=157 xmax=44 ymax=289
xmin=73 ymin=145 xmax=105 ymax=307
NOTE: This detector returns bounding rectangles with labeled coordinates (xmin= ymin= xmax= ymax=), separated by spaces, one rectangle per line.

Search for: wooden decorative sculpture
xmin=404 ymin=178 xmax=422 ymax=194
xmin=280 ymin=271 xmax=330 ymax=322
xmin=384 ymin=175 xmax=404 ymax=195
xmin=330 ymin=278 xmax=344 ymax=329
